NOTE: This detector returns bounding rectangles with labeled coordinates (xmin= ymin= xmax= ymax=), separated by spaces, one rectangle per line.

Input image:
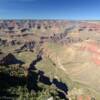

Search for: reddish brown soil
xmin=80 ymin=41 xmax=100 ymax=65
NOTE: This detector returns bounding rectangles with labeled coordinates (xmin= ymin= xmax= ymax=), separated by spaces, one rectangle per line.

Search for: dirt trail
xmin=43 ymin=47 xmax=68 ymax=74
xmin=56 ymin=57 xmax=67 ymax=72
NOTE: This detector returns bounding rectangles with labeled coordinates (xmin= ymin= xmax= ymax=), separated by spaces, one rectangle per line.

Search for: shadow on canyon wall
xmin=0 ymin=54 xmax=68 ymax=100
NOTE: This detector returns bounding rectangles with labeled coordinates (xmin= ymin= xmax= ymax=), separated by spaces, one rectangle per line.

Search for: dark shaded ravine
xmin=27 ymin=54 xmax=69 ymax=100
xmin=0 ymin=53 xmax=69 ymax=99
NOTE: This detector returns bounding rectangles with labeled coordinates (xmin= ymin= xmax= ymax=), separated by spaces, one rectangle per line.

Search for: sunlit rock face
xmin=1 ymin=20 xmax=100 ymax=99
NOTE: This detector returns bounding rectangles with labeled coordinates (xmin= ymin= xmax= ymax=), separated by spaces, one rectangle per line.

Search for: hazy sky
xmin=0 ymin=0 xmax=100 ymax=19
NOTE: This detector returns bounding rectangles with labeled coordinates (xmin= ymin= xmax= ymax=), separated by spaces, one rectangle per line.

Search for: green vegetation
xmin=15 ymin=51 xmax=37 ymax=67
xmin=0 ymin=58 xmax=68 ymax=100
xmin=1 ymin=20 xmax=100 ymax=99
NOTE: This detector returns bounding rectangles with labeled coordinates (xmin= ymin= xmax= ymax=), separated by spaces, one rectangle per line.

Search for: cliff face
xmin=0 ymin=20 xmax=70 ymax=35
xmin=1 ymin=20 xmax=100 ymax=99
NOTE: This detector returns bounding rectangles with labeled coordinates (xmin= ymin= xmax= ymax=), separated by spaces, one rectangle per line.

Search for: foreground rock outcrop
xmin=0 ymin=53 xmax=24 ymax=65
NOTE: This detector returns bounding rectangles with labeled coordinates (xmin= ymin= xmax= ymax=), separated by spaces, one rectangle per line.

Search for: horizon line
xmin=0 ymin=18 xmax=100 ymax=21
